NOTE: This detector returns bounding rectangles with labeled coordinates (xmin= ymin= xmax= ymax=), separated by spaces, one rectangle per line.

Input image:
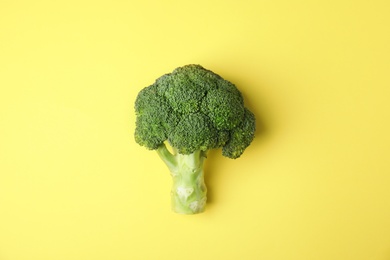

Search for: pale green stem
xmin=156 ymin=144 xmax=207 ymax=214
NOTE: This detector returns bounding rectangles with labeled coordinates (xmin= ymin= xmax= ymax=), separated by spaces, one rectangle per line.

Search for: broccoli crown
xmin=134 ymin=64 xmax=255 ymax=159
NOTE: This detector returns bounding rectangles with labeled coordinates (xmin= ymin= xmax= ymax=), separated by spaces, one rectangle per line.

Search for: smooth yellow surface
xmin=1 ymin=0 xmax=390 ymax=259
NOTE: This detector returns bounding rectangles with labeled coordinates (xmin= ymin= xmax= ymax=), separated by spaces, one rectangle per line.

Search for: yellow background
xmin=1 ymin=0 xmax=390 ymax=259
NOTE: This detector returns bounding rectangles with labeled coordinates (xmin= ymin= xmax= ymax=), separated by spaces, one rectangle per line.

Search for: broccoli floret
xmin=134 ymin=64 xmax=256 ymax=214
xmin=201 ymin=88 xmax=245 ymax=130
xmin=134 ymin=84 xmax=179 ymax=149
xmin=168 ymin=113 xmax=217 ymax=154
xmin=222 ymin=108 xmax=256 ymax=158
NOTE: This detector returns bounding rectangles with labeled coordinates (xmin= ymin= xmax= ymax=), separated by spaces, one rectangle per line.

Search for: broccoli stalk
xmin=134 ymin=64 xmax=256 ymax=214
xmin=157 ymin=144 xmax=207 ymax=214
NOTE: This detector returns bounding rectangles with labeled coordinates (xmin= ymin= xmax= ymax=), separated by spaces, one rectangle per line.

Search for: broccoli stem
xmin=157 ymin=144 xmax=207 ymax=214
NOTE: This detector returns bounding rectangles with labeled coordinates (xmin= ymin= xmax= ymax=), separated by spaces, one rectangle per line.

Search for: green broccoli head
xmin=134 ymin=64 xmax=255 ymax=159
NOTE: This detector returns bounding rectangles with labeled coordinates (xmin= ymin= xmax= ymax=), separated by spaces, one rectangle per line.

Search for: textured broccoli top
xmin=134 ymin=64 xmax=255 ymax=159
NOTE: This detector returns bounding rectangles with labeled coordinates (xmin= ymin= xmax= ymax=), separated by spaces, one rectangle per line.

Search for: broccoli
xmin=134 ymin=64 xmax=256 ymax=214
